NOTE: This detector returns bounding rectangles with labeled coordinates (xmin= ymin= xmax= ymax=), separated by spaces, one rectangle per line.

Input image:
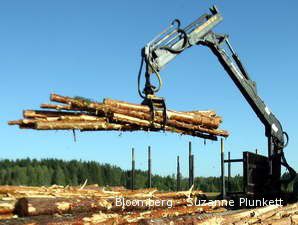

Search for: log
xmin=23 ymin=110 xmax=107 ymax=122
xmin=50 ymin=93 xmax=104 ymax=113
xmin=7 ymin=120 xmax=24 ymax=126
xmin=154 ymin=189 xmax=204 ymax=199
xmin=0 ymin=200 xmax=16 ymax=214
xmin=0 ymin=212 xmax=119 ymax=225
xmin=104 ymin=98 xmax=222 ymax=128
xmin=40 ymin=103 xmax=79 ymax=111
xmin=0 ymin=213 xmax=14 ymax=220
xmin=14 ymin=197 xmax=112 ymax=217
xmin=8 ymin=119 xmax=36 ymax=126
xmin=34 ymin=121 xmax=133 ymax=131
xmin=12 ymin=197 xmax=220 ymax=222
xmin=183 ymin=110 xmax=217 ymax=117
xmin=23 ymin=110 xmax=80 ymax=118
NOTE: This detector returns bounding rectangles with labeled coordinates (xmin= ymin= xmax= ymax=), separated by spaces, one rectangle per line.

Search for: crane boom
xmin=139 ymin=6 xmax=295 ymax=196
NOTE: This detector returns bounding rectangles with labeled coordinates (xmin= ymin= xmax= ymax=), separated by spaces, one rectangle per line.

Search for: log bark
xmin=34 ymin=121 xmax=133 ymax=131
xmin=23 ymin=110 xmax=107 ymax=122
xmin=40 ymin=103 xmax=79 ymax=111
xmin=14 ymin=197 xmax=112 ymax=217
xmin=8 ymin=119 xmax=36 ymax=126
xmin=0 ymin=212 xmax=119 ymax=225
xmin=50 ymin=93 xmax=104 ymax=113
xmin=23 ymin=110 xmax=80 ymax=118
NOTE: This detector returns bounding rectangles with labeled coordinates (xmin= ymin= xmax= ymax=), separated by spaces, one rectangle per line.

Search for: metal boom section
xmin=138 ymin=6 xmax=295 ymax=190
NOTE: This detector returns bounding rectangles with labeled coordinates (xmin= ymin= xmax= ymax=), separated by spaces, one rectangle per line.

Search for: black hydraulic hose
xmin=137 ymin=56 xmax=145 ymax=99
xmin=283 ymin=131 xmax=289 ymax=148
xmin=281 ymin=151 xmax=296 ymax=185
xmin=280 ymin=132 xmax=296 ymax=184
xmin=171 ymin=19 xmax=181 ymax=29
xmin=160 ymin=29 xmax=189 ymax=54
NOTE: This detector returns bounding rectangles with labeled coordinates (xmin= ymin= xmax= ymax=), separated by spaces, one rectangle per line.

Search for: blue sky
xmin=1 ymin=0 xmax=297 ymax=177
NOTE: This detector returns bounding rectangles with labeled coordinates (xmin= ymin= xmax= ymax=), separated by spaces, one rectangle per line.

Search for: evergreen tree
xmin=52 ymin=166 xmax=66 ymax=185
xmin=0 ymin=158 xmax=246 ymax=192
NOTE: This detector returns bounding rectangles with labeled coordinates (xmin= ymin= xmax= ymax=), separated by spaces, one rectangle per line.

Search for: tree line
xmin=0 ymin=158 xmax=243 ymax=192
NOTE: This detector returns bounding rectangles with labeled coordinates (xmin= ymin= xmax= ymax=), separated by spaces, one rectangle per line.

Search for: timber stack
xmin=0 ymin=185 xmax=223 ymax=224
xmin=0 ymin=185 xmax=298 ymax=224
xmin=8 ymin=93 xmax=229 ymax=140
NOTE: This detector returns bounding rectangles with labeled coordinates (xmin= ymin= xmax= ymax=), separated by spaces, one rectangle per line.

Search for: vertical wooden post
xmin=177 ymin=156 xmax=181 ymax=191
xmin=228 ymin=151 xmax=231 ymax=193
xmin=221 ymin=138 xmax=226 ymax=199
xmin=148 ymin=146 xmax=152 ymax=188
xmin=131 ymin=148 xmax=135 ymax=190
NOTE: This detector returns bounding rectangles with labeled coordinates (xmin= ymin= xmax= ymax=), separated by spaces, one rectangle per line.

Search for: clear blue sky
xmin=1 ymin=0 xmax=297 ymax=177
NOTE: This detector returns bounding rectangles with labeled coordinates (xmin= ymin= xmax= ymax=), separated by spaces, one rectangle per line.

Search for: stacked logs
xmin=141 ymin=203 xmax=298 ymax=225
xmin=0 ymin=185 xmax=222 ymax=224
xmin=8 ymin=93 xmax=229 ymax=140
xmin=1 ymin=185 xmax=297 ymax=224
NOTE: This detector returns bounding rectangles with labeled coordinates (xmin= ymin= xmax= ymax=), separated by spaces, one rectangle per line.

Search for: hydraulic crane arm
xmin=138 ymin=6 xmax=295 ymax=185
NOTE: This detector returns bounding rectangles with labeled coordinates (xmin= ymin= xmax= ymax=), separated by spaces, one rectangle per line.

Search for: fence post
xmin=189 ymin=141 xmax=194 ymax=188
xmin=177 ymin=156 xmax=181 ymax=191
xmin=228 ymin=151 xmax=231 ymax=193
xmin=148 ymin=146 xmax=152 ymax=188
xmin=221 ymin=138 xmax=226 ymax=199
xmin=131 ymin=148 xmax=135 ymax=190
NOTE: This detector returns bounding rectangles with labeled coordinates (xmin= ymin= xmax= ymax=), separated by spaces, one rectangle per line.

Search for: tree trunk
xmin=14 ymin=197 xmax=112 ymax=217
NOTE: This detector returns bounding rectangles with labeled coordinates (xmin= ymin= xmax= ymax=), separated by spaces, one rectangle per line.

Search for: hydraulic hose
xmin=137 ymin=56 xmax=145 ymax=99
xmin=160 ymin=29 xmax=189 ymax=54
xmin=279 ymin=131 xmax=296 ymax=185
xmin=281 ymin=151 xmax=296 ymax=185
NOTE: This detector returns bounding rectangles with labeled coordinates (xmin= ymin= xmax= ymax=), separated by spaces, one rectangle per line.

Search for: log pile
xmin=140 ymin=203 xmax=298 ymax=225
xmin=8 ymin=93 xmax=229 ymax=140
xmin=0 ymin=185 xmax=297 ymax=224
xmin=0 ymin=185 xmax=222 ymax=224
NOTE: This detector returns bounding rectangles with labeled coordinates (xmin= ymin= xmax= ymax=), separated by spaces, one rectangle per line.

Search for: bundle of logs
xmin=8 ymin=93 xmax=229 ymax=140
